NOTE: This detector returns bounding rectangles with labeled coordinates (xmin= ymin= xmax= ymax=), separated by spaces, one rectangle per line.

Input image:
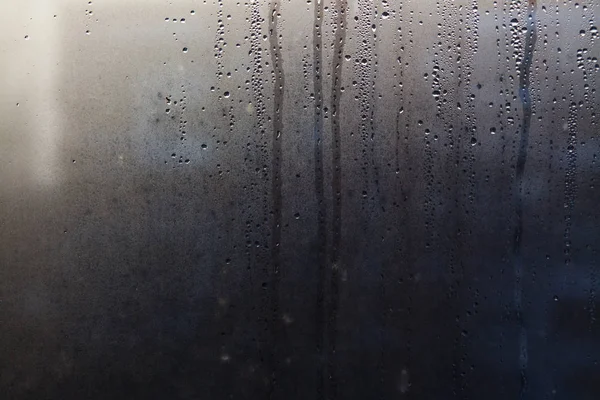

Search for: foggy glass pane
xmin=1 ymin=0 xmax=599 ymax=399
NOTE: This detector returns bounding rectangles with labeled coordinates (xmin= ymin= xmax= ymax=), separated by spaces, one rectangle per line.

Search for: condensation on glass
xmin=1 ymin=0 xmax=599 ymax=399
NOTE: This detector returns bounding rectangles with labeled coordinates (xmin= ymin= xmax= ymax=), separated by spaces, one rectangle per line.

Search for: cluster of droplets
xmin=212 ymin=1 xmax=237 ymax=135
xmin=165 ymin=86 xmax=195 ymax=167
xmin=214 ymin=0 xmax=226 ymax=79
xmin=164 ymin=10 xmax=197 ymax=56
xmin=165 ymin=17 xmax=186 ymax=23
xmin=84 ymin=0 xmax=94 ymax=36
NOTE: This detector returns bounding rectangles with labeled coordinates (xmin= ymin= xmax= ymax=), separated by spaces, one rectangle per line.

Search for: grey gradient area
xmin=1 ymin=0 xmax=599 ymax=399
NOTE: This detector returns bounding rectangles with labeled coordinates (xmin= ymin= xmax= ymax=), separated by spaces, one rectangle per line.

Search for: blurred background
xmin=1 ymin=0 xmax=599 ymax=399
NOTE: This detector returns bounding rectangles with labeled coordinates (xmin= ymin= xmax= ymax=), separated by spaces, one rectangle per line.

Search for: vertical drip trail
xmin=577 ymin=0 xmax=596 ymax=337
xmin=432 ymin=3 xmax=460 ymax=394
xmin=513 ymin=0 xmax=537 ymax=397
xmin=369 ymin=2 xmax=382 ymax=210
xmin=393 ymin=3 xmax=405 ymax=179
xmin=214 ymin=0 xmax=225 ymax=81
xmin=249 ymin=2 xmax=267 ymax=149
xmin=312 ymin=1 xmax=328 ymax=399
xmin=328 ymin=1 xmax=347 ymax=398
xmin=268 ymin=0 xmax=284 ymax=395
xmin=563 ymin=91 xmax=578 ymax=289
xmin=248 ymin=0 xmax=269 ymax=392
xmin=459 ymin=2 xmax=480 ymax=392
xmin=355 ymin=0 xmax=374 ymax=210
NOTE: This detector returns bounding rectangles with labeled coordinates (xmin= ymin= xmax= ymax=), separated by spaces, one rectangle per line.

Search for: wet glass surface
xmin=1 ymin=1 xmax=599 ymax=399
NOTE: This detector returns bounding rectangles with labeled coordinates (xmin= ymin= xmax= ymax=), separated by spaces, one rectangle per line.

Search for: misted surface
xmin=1 ymin=0 xmax=599 ymax=399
